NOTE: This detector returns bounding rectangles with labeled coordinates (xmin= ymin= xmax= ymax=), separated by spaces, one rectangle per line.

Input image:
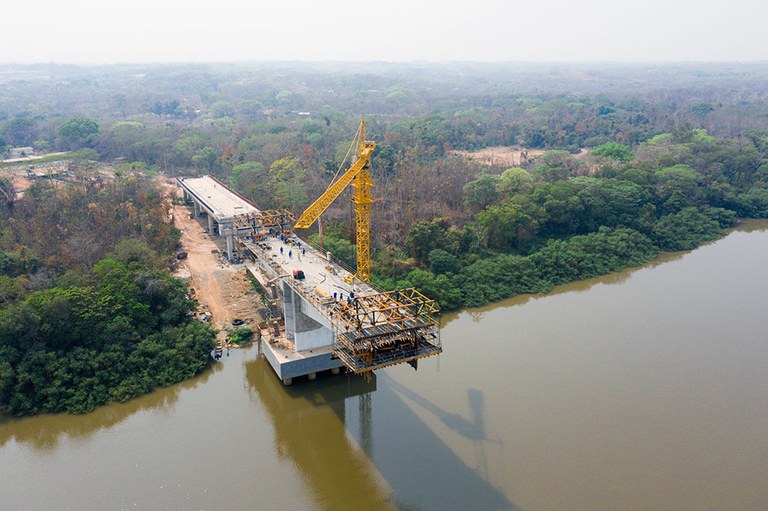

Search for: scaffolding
xmin=329 ymin=288 xmax=441 ymax=373
xmin=231 ymin=209 xmax=295 ymax=235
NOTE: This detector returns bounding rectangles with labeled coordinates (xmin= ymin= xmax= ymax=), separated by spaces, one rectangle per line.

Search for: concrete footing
xmin=261 ymin=336 xmax=344 ymax=383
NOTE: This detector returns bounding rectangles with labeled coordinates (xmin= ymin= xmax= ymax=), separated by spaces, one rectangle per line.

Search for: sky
xmin=1 ymin=0 xmax=766 ymax=64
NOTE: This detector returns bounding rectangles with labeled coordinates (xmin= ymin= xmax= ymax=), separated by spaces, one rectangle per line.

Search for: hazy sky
xmin=2 ymin=0 xmax=766 ymax=64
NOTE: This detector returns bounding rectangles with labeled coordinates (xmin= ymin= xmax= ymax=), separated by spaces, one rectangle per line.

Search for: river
xmin=2 ymin=221 xmax=768 ymax=511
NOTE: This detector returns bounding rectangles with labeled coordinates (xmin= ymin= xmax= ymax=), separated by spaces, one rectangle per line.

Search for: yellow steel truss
xmin=294 ymin=118 xmax=376 ymax=283
xmin=329 ymin=288 xmax=441 ymax=374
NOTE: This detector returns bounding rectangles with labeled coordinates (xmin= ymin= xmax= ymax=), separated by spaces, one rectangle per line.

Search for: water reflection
xmin=0 ymin=362 xmax=221 ymax=450
xmin=245 ymin=358 xmax=395 ymax=511
xmin=733 ymin=218 xmax=768 ymax=233
xmin=444 ymin=249 xmax=689 ymax=327
xmin=244 ymin=356 xmax=516 ymax=511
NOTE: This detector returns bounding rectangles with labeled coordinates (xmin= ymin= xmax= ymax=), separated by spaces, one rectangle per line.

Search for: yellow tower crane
xmin=294 ymin=118 xmax=376 ymax=283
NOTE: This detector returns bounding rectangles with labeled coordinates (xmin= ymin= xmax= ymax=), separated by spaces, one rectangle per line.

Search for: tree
xmin=108 ymin=239 xmax=163 ymax=269
xmin=591 ymin=142 xmax=634 ymax=163
xmin=463 ymin=173 xmax=500 ymax=210
xmin=0 ymin=177 xmax=16 ymax=211
xmin=651 ymin=207 xmax=722 ymax=251
xmin=268 ymin=157 xmax=307 ymax=211
xmin=428 ymin=249 xmax=460 ymax=275
xmin=406 ymin=220 xmax=449 ymax=265
xmin=475 ymin=198 xmax=542 ymax=252
xmin=531 ymin=151 xmax=584 ymax=183
xmin=373 ymin=144 xmax=397 ymax=174
xmin=2 ymin=117 xmax=37 ymax=147
xmin=231 ymin=161 xmax=267 ymax=200
xmin=192 ymin=147 xmax=220 ymax=173
xmin=0 ymin=276 xmax=26 ymax=305
xmin=496 ymin=167 xmax=533 ymax=197
xmin=57 ymin=117 xmax=99 ymax=150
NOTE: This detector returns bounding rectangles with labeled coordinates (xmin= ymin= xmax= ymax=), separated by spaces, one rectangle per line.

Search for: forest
xmin=0 ymin=176 xmax=215 ymax=415
xmin=2 ymin=62 xmax=768 ymax=315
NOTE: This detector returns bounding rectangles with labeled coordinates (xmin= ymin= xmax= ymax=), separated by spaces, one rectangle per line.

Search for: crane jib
xmin=293 ymin=144 xmax=375 ymax=229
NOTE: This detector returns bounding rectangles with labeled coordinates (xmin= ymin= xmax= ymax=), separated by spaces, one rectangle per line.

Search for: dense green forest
xmin=3 ymin=62 xmax=768 ymax=312
xmin=376 ymin=127 xmax=768 ymax=308
xmin=0 ymin=177 xmax=215 ymax=415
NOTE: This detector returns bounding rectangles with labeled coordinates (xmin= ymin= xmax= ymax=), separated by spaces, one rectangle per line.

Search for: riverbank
xmin=400 ymin=209 xmax=748 ymax=312
xmin=3 ymin=221 xmax=767 ymax=510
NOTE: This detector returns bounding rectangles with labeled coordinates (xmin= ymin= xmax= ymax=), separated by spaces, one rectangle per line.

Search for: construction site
xmin=175 ymin=119 xmax=441 ymax=384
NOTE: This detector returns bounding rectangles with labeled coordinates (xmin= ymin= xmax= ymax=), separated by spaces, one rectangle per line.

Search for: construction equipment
xmin=232 ymin=209 xmax=295 ymax=235
xmin=294 ymin=118 xmax=376 ymax=283
xmin=329 ymin=288 xmax=441 ymax=374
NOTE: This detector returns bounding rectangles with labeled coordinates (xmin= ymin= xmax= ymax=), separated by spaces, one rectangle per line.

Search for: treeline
xmin=5 ymin=62 xmax=768 ymax=247
xmin=0 ymin=178 xmax=215 ymax=415
xmin=371 ymin=128 xmax=767 ymax=309
xmin=3 ymin=63 xmax=768 ymax=312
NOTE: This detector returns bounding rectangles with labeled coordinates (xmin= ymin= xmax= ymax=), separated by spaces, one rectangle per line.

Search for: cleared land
xmin=451 ymin=146 xmax=546 ymax=167
xmin=167 ymin=184 xmax=263 ymax=341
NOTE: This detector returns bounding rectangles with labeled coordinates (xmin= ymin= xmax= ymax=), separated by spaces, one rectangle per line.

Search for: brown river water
xmin=2 ymin=221 xmax=768 ymax=510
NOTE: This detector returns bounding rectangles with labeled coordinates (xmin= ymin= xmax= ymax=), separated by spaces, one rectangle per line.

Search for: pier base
xmin=261 ymin=338 xmax=343 ymax=382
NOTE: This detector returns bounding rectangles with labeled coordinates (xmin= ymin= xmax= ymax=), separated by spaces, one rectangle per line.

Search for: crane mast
xmin=294 ymin=118 xmax=376 ymax=283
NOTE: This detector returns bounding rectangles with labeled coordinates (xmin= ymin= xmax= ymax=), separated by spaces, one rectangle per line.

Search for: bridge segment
xmin=176 ymin=175 xmax=259 ymax=261
xmin=178 ymin=176 xmax=441 ymax=384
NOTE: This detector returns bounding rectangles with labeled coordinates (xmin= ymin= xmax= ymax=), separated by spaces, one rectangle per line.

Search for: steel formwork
xmin=330 ymin=288 xmax=441 ymax=373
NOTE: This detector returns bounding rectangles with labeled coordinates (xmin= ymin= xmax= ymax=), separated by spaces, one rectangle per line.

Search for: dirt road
xmin=167 ymin=185 xmax=262 ymax=338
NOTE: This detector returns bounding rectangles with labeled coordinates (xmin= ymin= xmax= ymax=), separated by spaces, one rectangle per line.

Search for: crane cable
xmin=323 ymin=121 xmax=363 ymax=195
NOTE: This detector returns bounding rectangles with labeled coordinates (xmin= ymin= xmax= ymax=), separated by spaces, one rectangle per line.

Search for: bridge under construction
xmin=177 ymin=176 xmax=441 ymax=384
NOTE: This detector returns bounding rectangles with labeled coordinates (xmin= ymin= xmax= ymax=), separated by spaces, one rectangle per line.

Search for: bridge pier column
xmin=193 ymin=201 xmax=199 ymax=217
xmin=226 ymin=230 xmax=234 ymax=262
xmin=208 ymin=214 xmax=214 ymax=234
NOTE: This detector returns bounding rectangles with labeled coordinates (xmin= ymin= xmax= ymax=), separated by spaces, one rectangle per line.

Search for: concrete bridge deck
xmin=178 ymin=175 xmax=440 ymax=384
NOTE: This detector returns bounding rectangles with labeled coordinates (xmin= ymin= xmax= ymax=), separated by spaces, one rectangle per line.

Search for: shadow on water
xmin=0 ymin=362 xmax=222 ymax=450
xmin=383 ymin=382 xmax=499 ymax=482
xmin=385 ymin=378 xmax=491 ymax=443
xmin=373 ymin=374 xmax=514 ymax=511
xmin=245 ymin=357 xmax=516 ymax=511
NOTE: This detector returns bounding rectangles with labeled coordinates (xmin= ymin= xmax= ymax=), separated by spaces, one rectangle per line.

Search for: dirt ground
xmin=451 ymin=146 xmax=547 ymax=167
xmin=165 ymin=182 xmax=263 ymax=341
xmin=0 ymin=168 xmax=35 ymax=194
xmin=451 ymin=146 xmax=590 ymax=167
